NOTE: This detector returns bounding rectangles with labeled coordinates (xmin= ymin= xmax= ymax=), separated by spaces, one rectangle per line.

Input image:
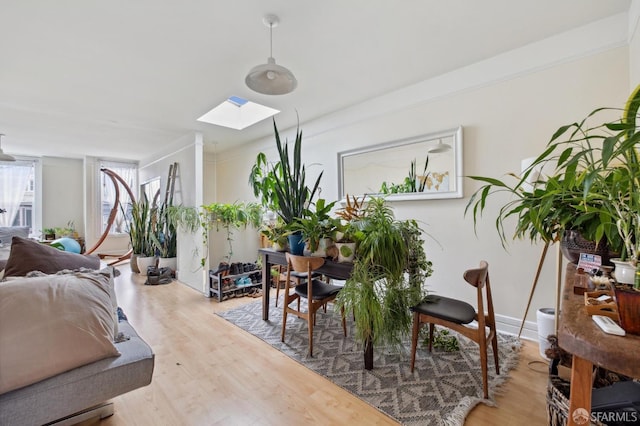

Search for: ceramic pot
xmin=287 ymin=233 xmax=305 ymax=256
xmin=335 ymin=242 xmax=356 ymax=263
xmin=137 ymin=256 xmax=157 ymax=276
xmin=611 ymin=258 xmax=635 ymax=285
xmin=273 ymin=240 xmax=288 ymax=252
xmin=158 ymin=256 xmax=177 ymax=272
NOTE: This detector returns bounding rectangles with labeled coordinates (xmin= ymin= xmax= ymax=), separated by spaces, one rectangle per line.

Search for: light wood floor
xmin=88 ymin=266 xmax=549 ymax=425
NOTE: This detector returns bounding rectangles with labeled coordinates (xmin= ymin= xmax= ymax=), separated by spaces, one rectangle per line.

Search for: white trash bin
xmin=537 ymin=308 xmax=556 ymax=360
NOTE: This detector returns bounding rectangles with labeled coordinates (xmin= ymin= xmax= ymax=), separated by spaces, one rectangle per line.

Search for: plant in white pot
xmin=127 ymin=195 xmax=157 ymax=275
xmin=333 ymin=195 xmax=366 ymax=262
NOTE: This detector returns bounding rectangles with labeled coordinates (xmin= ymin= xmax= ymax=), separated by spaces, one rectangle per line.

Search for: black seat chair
xmin=409 ymin=260 xmax=499 ymax=399
xmin=281 ymin=253 xmax=346 ymax=356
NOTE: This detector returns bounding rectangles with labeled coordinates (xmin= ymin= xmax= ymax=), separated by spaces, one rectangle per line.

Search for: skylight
xmin=197 ymin=96 xmax=279 ymax=130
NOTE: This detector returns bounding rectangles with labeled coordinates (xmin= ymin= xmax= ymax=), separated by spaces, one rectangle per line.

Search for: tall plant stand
xmin=518 ymin=241 xmax=563 ymax=338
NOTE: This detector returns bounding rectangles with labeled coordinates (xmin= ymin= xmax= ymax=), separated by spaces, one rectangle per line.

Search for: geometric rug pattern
xmin=217 ymin=299 xmax=521 ymax=426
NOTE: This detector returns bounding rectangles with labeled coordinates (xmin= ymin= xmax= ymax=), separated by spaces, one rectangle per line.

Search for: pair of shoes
xmin=211 ymin=262 xmax=230 ymax=276
xmin=235 ymin=276 xmax=252 ymax=286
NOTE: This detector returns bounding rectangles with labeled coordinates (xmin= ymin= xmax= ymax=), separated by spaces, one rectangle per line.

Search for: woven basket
xmin=547 ymin=375 xmax=571 ymax=426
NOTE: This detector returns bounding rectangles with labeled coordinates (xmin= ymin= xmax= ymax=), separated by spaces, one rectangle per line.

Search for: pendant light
xmin=245 ymin=14 xmax=297 ymax=95
xmin=427 ymin=139 xmax=452 ymax=154
xmin=0 ymin=134 xmax=16 ymax=162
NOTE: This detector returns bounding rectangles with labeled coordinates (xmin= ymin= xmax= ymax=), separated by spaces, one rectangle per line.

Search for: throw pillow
xmin=2 ymin=236 xmax=100 ymax=277
xmin=0 ymin=272 xmax=120 ymax=394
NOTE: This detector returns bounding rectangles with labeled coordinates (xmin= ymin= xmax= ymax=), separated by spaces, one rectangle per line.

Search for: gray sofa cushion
xmin=0 ymin=319 xmax=154 ymax=426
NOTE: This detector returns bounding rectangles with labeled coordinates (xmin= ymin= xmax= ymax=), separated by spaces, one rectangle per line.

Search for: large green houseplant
xmin=466 ymin=85 xmax=640 ymax=265
xmin=335 ymin=196 xmax=433 ymax=369
xmin=252 ymin=119 xmax=323 ymax=255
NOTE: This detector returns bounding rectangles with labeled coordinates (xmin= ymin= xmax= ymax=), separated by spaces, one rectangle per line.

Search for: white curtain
xmin=101 ymin=162 xmax=137 ymax=234
xmin=0 ymin=162 xmax=31 ymax=227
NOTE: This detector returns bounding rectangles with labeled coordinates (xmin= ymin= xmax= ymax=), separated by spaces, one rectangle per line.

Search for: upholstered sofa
xmin=0 ymin=237 xmax=155 ymax=426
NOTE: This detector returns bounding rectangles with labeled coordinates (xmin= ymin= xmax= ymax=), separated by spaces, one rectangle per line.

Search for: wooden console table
xmin=258 ymin=248 xmax=353 ymax=321
xmin=558 ymin=263 xmax=640 ymax=426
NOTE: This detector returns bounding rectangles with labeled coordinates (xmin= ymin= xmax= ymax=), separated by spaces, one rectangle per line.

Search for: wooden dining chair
xmin=409 ymin=260 xmax=499 ymax=399
xmin=281 ymin=253 xmax=346 ymax=357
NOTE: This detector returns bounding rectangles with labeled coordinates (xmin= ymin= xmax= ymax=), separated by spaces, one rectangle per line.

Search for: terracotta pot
xmin=613 ymin=284 xmax=640 ymax=335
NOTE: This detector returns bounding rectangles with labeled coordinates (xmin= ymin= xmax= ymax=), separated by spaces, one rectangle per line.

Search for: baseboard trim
xmin=495 ymin=313 xmax=540 ymax=342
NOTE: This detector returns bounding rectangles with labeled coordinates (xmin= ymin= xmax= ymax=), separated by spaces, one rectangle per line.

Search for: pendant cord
xmin=269 ymin=23 xmax=273 ymax=58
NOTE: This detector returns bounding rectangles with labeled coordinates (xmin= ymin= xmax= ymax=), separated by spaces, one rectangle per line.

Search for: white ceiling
xmin=0 ymin=0 xmax=631 ymax=161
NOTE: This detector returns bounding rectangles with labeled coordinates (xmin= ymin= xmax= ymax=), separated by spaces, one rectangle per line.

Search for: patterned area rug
xmin=217 ymin=299 xmax=521 ymax=426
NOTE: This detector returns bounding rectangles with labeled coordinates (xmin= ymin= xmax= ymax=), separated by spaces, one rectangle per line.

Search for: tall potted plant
xmin=270 ymin=119 xmax=323 ymax=255
xmin=127 ymin=195 xmax=157 ymax=274
xmin=464 ymin=87 xmax=640 ymax=261
xmin=465 ymin=84 xmax=640 ymax=332
xmin=335 ymin=197 xmax=432 ymax=369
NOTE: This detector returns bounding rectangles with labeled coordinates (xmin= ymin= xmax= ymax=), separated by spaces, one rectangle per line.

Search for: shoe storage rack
xmin=209 ymin=270 xmax=262 ymax=302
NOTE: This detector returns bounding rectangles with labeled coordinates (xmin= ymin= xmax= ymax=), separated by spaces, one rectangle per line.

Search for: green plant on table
xmin=335 ymin=197 xmax=432 ymax=369
xmin=289 ymin=198 xmax=337 ymax=252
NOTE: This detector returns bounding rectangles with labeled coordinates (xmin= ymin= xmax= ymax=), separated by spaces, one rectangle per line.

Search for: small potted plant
xmin=260 ymin=219 xmax=289 ymax=251
xmin=333 ymin=195 xmax=366 ymax=262
xmin=289 ymin=198 xmax=337 ymax=257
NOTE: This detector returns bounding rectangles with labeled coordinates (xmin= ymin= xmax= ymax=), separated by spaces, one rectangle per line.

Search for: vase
xmin=611 ymin=258 xmax=635 ymax=285
xmin=130 ymin=253 xmax=141 ymax=273
xmin=287 ymin=233 xmax=305 ymax=256
xmin=137 ymin=256 xmax=157 ymax=276
xmin=273 ymin=240 xmax=288 ymax=252
xmin=335 ymin=242 xmax=356 ymax=263
xmin=613 ymin=284 xmax=640 ymax=335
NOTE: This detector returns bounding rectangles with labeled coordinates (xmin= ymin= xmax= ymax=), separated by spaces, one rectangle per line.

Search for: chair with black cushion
xmin=274 ymin=264 xmax=322 ymax=308
xmin=409 ymin=260 xmax=499 ymax=399
xmin=281 ymin=253 xmax=346 ymax=356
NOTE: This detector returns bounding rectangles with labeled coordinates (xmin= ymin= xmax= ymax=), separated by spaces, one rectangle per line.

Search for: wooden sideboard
xmin=558 ymin=263 xmax=640 ymax=426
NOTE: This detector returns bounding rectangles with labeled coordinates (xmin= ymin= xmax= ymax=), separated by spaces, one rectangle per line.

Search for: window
xmin=0 ymin=159 xmax=37 ymax=235
xmin=99 ymin=160 xmax=137 ymax=235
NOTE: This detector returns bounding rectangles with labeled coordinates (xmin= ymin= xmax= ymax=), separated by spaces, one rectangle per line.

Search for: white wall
xmin=629 ymin=1 xmax=640 ymax=86
xmin=139 ymin=132 xmax=206 ymax=293
xmin=213 ymin=33 xmax=630 ymax=337
xmin=41 ymin=157 xmax=84 ymax=237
